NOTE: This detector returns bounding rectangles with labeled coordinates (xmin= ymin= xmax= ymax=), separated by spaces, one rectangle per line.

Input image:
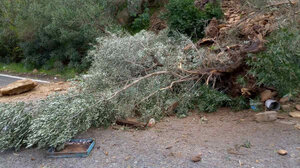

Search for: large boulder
xmin=0 ymin=79 xmax=38 ymax=96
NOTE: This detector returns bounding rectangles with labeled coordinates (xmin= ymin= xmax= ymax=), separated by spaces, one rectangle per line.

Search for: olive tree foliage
xmin=25 ymin=91 xmax=115 ymax=149
xmin=0 ymin=102 xmax=33 ymax=151
xmin=83 ymin=30 xmax=208 ymax=119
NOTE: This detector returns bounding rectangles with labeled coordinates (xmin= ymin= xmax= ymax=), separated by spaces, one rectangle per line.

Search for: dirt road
xmin=0 ymin=109 xmax=299 ymax=168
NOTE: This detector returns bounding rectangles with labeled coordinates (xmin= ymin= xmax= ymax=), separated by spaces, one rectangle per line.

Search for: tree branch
xmin=108 ymin=71 xmax=170 ymax=100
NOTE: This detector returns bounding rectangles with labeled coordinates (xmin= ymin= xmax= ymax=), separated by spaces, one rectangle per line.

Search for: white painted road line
xmin=0 ymin=74 xmax=50 ymax=84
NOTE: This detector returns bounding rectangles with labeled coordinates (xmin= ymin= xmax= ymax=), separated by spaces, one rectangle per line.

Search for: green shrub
xmin=164 ymin=0 xmax=223 ymax=39
xmin=0 ymin=0 xmax=23 ymax=63
xmin=247 ymin=28 xmax=300 ymax=96
xmin=192 ymin=85 xmax=231 ymax=113
xmin=0 ymin=0 xmax=120 ymax=71
xmin=130 ymin=8 xmax=151 ymax=33
xmin=229 ymin=96 xmax=250 ymax=111
xmin=0 ymin=28 xmax=22 ymax=63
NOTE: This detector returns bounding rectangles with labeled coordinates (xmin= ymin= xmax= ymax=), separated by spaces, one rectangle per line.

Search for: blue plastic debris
xmin=48 ymin=139 xmax=95 ymax=158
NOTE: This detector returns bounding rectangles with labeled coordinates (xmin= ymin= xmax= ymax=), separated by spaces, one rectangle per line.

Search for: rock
xmin=191 ymin=153 xmax=202 ymax=162
xmin=148 ymin=118 xmax=156 ymax=127
xmin=276 ymin=120 xmax=296 ymax=125
xmin=32 ymin=69 xmax=38 ymax=73
xmin=165 ymin=145 xmax=172 ymax=149
xmin=295 ymin=105 xmax=300 ymax=111
xmin=277 ymin=149 xmax=288 ymax=155
xmin=289 ymin=111 xmax=300 ymax=118
xmin=260 ymin=90 xmax=274 ymax=102
xmin=200 ymin=116 xmax=208 ymax=121
xmin=53 ymin=88 xmax=63 ymax=92
xmin=295 ymin=124 xmax=300 ymax=130
xmin=255 ymin=111 xmax=277 ymax=122
xmin=281 ymin=104 xmax=292 ymax=112
xmin=0 ymin=79 xmax=37 ymax=96
xmin=124 ymin=156 xmax=131 ymax=161
xmin=279 ymin=96 xmax=290 ymax=103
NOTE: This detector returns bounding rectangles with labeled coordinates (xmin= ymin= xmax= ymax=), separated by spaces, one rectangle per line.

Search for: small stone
xmin=295 ymin=105 xmax=300 ymax=111
xmin=276 ymin=120 xmax=296 ymax=125
xmin=201 ymin=116 xmax=208 ymax=121
xmin=191 ymin=153 xmax=202 ymax=162
xmin=277 ymin=149 xmax=288 ymax=155
xmin=125 ymin=156 xmax=131 ymax=161
xmin=279 ymin=97 xmax=290 ymax=104
xmin=31 ymin=157 xmax=35 ymax=161
xmin=165 ymin=146 xmax=173 ymax=149
xmin=53 ymin=88 xmax=63 ymax=92
xmin=255 ymin=111 xmax=277 ymax=122
xmin=295 ymin=124 xmax=300 ymax=130
xmin=289 ymin=111 xmax=300 ymax=118
xmin=281 ymin=104 xmax=292 ymax=112
xmin=13 ymin=153 xmax=20 ymax=156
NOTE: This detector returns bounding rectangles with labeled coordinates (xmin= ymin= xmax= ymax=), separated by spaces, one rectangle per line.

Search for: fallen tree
xmin=0 ymin=0 xmax=299 ymax=152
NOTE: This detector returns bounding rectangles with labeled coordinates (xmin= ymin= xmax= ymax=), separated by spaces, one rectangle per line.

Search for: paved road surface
xmin=0 ymin=74 xmax=50 ymax=87
xmin=0 ymin=75 xmax=19 ymax=87
xmin=0 ymin=111 xmax=299 ymax=168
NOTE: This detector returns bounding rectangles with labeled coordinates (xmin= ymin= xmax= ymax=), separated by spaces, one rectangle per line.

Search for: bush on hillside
xmin=0 ymin=0 xmax=120 ymax=71
xmin=164 ymin=0 xmax=223 ymax=39
xmin=130 ymin=8 xmax=151 ymax=33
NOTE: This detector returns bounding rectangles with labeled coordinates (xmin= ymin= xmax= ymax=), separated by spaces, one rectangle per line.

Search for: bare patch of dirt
xmin=0 ymin=82 xmax=70 ymax=103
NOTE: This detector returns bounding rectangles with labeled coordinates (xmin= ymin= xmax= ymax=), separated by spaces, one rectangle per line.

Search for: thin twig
xmin=160 ymin=77 xmax=199 ymax=90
